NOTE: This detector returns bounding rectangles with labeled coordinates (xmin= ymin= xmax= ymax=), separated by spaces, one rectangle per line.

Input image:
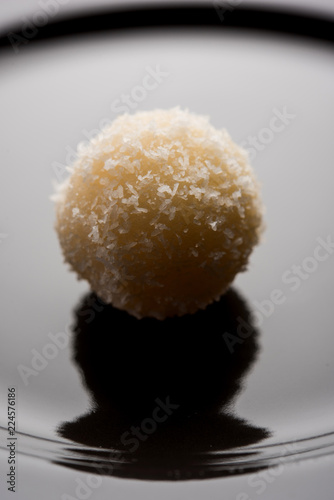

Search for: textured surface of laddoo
xmin=54 ymin=108 xmax=263 ymax=319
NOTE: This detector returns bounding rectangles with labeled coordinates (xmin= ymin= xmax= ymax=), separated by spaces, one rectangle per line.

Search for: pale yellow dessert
xmin=54 ymin=108 xmax=263 ymax=319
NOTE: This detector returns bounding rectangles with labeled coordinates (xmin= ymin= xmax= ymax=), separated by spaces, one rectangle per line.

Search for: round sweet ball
xmin=54 ymin=108 xmax=264 ymax=319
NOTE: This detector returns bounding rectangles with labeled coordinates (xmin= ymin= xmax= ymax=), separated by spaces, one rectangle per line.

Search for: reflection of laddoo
xmin=57 ymin=289 xmax=270 ymax=480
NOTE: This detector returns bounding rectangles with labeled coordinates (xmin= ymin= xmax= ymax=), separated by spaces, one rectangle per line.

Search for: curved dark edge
xmin=2 ymin=425 xmax=334 ymax=480
xmin=0 ymin=3 xmax=334 ymax=52
xmin=1 ymin=424 xmax=334 ymax=456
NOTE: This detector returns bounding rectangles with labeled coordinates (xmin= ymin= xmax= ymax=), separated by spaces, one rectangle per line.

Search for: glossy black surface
xmin=1 ymin=4 xmax=334 ymax=496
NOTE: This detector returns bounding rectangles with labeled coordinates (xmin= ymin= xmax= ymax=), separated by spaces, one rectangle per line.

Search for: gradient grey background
xmin=1 ymin=1 xmax=334 ymax=499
